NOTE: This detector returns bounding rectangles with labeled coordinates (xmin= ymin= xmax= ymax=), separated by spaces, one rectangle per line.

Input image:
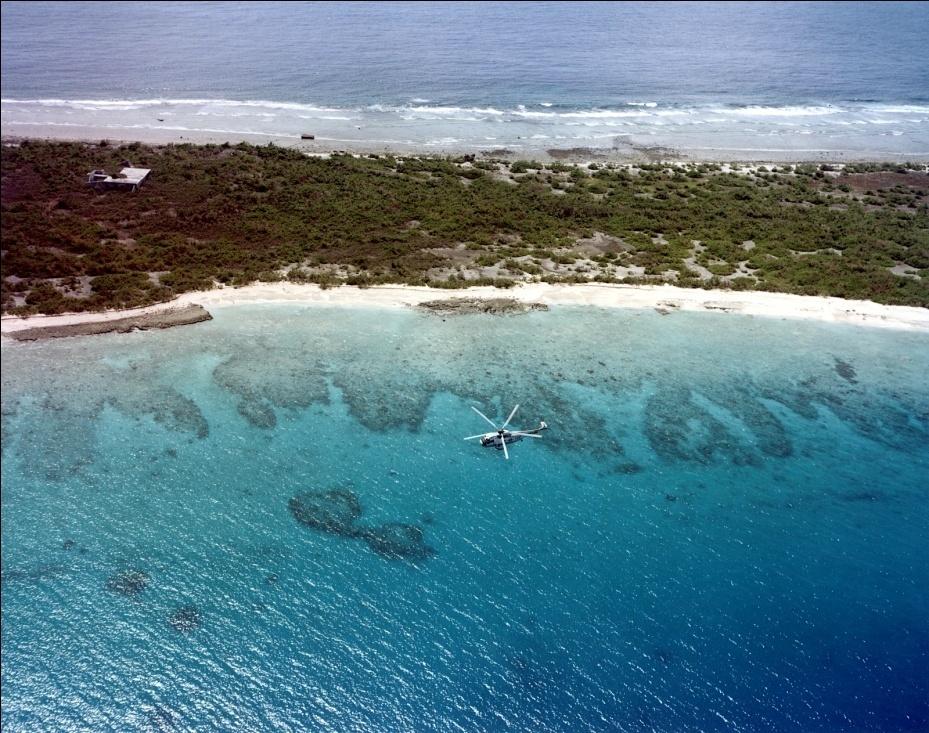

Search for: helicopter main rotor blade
xmin=501 ymin=437 xmax=509 ymax=460
xmin=509 ymin=432 xmax=542 ymax=438
xmin=464 ymin=434 xmax=488 ymax=441
xmin=501 ymin=404 xmax=520 ymax=430
xmin=471 ymin=406 xmax=498 ymax=430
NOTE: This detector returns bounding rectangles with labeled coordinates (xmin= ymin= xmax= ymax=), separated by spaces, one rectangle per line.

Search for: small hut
xmin=86 ymin=163 xmax=151 ymax=192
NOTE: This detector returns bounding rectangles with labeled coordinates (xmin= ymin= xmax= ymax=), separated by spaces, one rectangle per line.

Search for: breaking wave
xmin=6 ymin=97 xmax=929 ymax=120
xmin=3 ymin=97 xmax=927 ymax=156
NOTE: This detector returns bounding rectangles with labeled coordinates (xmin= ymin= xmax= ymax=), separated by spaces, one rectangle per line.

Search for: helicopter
xmin=464 ymin=404 xmax=548 ymax=460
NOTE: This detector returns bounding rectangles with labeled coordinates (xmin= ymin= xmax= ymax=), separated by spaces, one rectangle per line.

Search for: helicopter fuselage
xmin=480 ymin=430 xmax=521 ymax=449
xmin=479 ymin=421 xmax=547 ymax=450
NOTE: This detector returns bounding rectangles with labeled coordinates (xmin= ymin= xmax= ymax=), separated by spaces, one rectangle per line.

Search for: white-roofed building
xmin=87 ymin=165 xmax=151 ymax=192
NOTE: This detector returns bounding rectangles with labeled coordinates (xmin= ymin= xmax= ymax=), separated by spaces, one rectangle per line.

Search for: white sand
xmin=3 ymin=282 xmax=928 ymax=335
xmin=5 ymin=124 xmax=925 ymax=164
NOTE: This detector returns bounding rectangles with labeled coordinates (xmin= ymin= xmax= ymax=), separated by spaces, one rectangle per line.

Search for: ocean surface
xmin=2 ymin=1 xmax=929 ymax=157
xmin=2 ymin=304 xmax=928 ymax=732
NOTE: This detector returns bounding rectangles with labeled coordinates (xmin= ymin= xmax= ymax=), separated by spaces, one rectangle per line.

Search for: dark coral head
xmin=106 ymin=569 xmax=149 ymax=596
xmin=289 ymin=488 xmax=364 ymax=537
xmin=363 ymin=523 xmax=435 ymax=561
xmin=168 ymin=605 xmax=202 ymax=633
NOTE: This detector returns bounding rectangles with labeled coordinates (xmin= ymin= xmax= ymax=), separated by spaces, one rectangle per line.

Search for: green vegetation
xmin=1 ymin=140 xmax=927 ymax=314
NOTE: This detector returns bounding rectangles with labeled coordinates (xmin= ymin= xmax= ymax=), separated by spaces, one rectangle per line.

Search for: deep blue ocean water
xmin=2 ymin=305 xmax=928 ymax=732
xmin=2 ymin=1 xmax=928 ymax=156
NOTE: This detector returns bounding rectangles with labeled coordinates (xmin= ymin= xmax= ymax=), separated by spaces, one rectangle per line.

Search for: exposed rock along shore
xmin=415 ymin=297 xmax=549 ymax=315
xmin=6 ymin=304 xmax=212 ymax=341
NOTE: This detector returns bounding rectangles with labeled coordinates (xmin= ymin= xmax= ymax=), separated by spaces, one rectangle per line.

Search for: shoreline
xmin=3 ymin=283 xmax=928 ymax=337
xmin=4 ymin=126 xmax=927 ymax=165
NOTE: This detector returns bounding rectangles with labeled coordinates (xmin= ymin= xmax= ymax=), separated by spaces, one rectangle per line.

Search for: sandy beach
xmin=5 ymin=123 xmax=926 ymax=165
xmin=3 ymin=282 xmax=928 ymax=337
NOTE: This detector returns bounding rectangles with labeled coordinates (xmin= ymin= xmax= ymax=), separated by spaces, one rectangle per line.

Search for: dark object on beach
xmin=9 ymin=304 xmax=212 ymax=341
xmin=106 ymin=569 xmax=149 ymax=596
xmin=416 ymin=297 xmax=548 ymax=316
xmin=168 ymin=605 xmax=202 ymax=633
xmin=481 ymin=148 xmax=514 ymax=157
xmin=301 ymin=133 xmax=315 ymax=140
xmin=362 ymin=523 xmax=435 ymax=561
xmin=546 ymin=146 xmax=608 ymax=160
xmin=288 ymin=488 xmax=363 ymax=537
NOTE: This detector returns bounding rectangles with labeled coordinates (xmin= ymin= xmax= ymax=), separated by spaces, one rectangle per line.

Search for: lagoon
xmin=2 ymin=304 xmax=927 ymax=731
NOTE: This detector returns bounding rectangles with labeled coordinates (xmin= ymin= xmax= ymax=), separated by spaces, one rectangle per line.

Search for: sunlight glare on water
xmin=2 ymin=305 xmax=928 ymax=732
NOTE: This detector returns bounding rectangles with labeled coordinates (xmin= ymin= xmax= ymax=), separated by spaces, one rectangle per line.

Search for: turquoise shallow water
xmin=2 ymin=305 xmax=928 ymax=732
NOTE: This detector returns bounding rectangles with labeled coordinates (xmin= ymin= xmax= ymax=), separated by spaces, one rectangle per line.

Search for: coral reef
xmin=721 ymin=385 xmax=793 ymax=458
xmin=110 ymin=385 xmax=209 ymax=439
xmin=236 ymin=399 xmax=277 ymax=429
xmin=834 ymin=357 xmax=858 ymax=384
xmin=288 ymin=488 xmax=363 ymax=537
xmin=762 ymin=373 xmax=928 ymax=452
xmin=643 ymin=382 xmax=796 ymax=465
xmin=644 ymin=387 xmax=751 ymax=465
xmin=289 ymin=488 xmax=434 ymax=562
xmin=1 ymin=564 xmax=69 ymax=587
xmin=105 ymin=569 xmax=149 ymax=596
xmin=334 ymin=375 xmax=438 ymax=432
xmin=168 ymin=605 xmax=201 ymax=633
xmin=213 ymin=350 xmax=329 ymax=429
xmin=361 ymin=523 xmax=435 ymax=561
